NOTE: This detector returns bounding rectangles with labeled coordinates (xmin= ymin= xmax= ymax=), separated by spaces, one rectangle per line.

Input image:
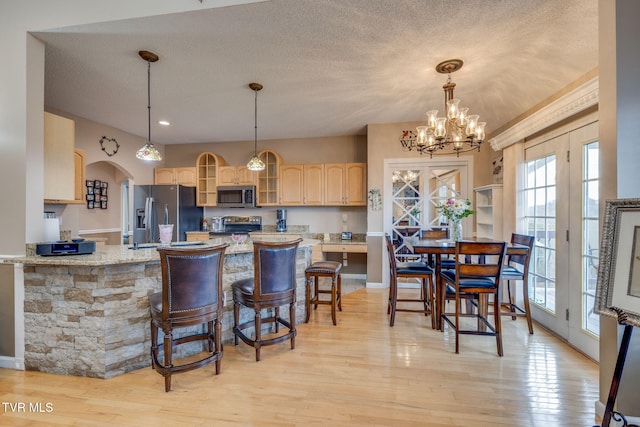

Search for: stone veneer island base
xmin=12 ymin=239 xmax=315 ymax=378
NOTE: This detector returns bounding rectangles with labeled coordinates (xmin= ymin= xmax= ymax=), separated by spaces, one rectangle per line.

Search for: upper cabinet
xmin=324 ymin=163 xmax=367 ymax=206
xmin=256 ymin=150 xmax=281 ymax=206
xmin=279 ymin=164 xmax=324 ymax=206
xmin=154 ymin=167 xmax=196 ymax=186
xmin=44 ymin=112 xmax=75 ymax=202
xmin=218 ymin=166 xmax=256 ymax=186
xmin=196 ymin=152 xmax=225 ymax=206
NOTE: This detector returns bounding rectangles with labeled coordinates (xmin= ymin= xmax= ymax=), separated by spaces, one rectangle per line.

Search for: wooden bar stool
xmin=305 ymin=261 xmax=343 ymax=325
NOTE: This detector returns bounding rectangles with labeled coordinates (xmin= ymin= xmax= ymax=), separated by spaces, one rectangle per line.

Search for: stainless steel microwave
xmin=216 ymin=185 xmax=256 ymax=208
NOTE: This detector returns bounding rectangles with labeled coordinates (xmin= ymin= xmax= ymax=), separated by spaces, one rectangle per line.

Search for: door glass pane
xmin=391 ymin=169 xmax=423 ymax=262
xmin=582 ymin=141 xmax=599 ymax=336
xmin=525 ymin=154 xmax=557 ymax=313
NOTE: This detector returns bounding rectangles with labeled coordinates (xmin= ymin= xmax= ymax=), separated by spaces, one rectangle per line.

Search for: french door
xmin=523 ymin=120 xmax=599 ymax=360
xmin=384 ymin=158 xmax=472 ymax=282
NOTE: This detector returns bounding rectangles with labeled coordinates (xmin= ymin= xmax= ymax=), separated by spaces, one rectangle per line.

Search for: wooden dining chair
xmin=150 ymin=243 xmax=229 ymax=392
xmin=497 ymin=233 xmax=535 ymax=334
xmin=385 ymin=234 xmax=435 ymax=328
xmin=418 ymin=228 xmax=449 ymax=268
xmin=439 ymin=241 xmax=507 ymax=356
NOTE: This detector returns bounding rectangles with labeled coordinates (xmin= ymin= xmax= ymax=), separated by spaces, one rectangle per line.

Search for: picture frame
xmin=595 ymin=198 xmax=640 ymax=327
xmin=341 ymin=231 xmax=352 ymax=240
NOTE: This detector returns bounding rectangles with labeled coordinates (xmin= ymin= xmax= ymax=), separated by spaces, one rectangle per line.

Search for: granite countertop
xmin=5 ymin=237 xmax=320 ymax=266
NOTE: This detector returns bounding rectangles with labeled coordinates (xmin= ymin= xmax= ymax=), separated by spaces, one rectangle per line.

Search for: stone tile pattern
xmin=23 ymin=248 xmax=311 ymax=379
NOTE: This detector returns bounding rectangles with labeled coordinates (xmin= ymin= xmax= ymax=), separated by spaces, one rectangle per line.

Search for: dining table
xmin=407 ymin=237 xmax=530 ymax=331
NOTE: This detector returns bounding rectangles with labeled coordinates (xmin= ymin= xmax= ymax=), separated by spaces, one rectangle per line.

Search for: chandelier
xmin=400 ymin=59 xmax=486 ymax=158
xmin=246 ymin=82 xmax=266 ymax=171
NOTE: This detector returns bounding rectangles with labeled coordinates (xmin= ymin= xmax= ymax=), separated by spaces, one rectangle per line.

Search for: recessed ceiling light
xmin=158 ymin=120 xmax=170 ymax=126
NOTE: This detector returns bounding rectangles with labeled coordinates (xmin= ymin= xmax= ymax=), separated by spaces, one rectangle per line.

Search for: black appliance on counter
xmin=133 ymin=185 xmax=203 ymax=244
xmin=36 ymin=240 xmax=96 ymax=256
xmin=209 ymin=215 xmax=262 ymax=235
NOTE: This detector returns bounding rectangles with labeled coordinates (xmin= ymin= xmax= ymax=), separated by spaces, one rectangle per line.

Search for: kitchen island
xmin=7 ymin=237 xmax=317 ymax=378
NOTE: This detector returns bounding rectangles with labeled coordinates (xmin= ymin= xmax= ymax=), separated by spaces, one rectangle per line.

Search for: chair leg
xmin=494 ymin=291 xmax=504 ymax=357
xmin=506 ymin=280 xmax=517 ymax=320
xmin=389 ymin=279 xmax=397 ymax=327
xmin=163 ymin=330 xmax=173 ymax=392
xmin=331 ymin=277 xmax=337 ymax=325
xmin=274 ymin=307 xmax=280 ymax=333
xmin=428 ymin=276 xmax=435 ymax=330
xmin=233 ymin=302 xmax=240 ymax=346
xmin=337 ymin=273 xmax=342 ymax=311
xmin=422 ymin=277 xmax=429 ymax=317
xmin=305 ymin=275 xmax=312 ymax=323
xmin=214 ymin=318 xmax=222 ymax=375
xmin=289 ymin=301 xmax=296 ymax=350
xmin=254 ymin=310 xmax=262 ymax=362
xmin=454 ymin=291 xmax=460 ymax=354
xmin=522 ymin=278 xmax=534 ymax=334
xmin=150 ymin=321 xmax=158 ymax=369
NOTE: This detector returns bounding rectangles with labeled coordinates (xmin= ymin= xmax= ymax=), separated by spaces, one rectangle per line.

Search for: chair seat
xmin=397 ymin=266 xmax=433 ymax=275
xmin=405 ymin=261 xmax=430 ymax=270
xmin=441 ymin=271 xmax=497 ymax=288
xmin=440 ymin=259 xmax=456 ymax=269
xmin=501 ymin=265 xmax=524 ymax=278
xmin=305 ymin=261 xmax=342 ymax=275
xmin=149 ymin=292 xmax=162 ymax=315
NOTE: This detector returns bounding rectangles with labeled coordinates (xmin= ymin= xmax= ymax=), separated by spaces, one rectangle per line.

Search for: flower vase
xmin=451 ymin=219 xmax=463 ymax=241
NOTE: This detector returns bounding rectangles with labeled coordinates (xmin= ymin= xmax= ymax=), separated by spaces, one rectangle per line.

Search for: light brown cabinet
xmin=73 ymin=149 xmax=86 ymax=202
xmin=218 ymin=166 xmax=256 ymax=186
xmin=279 ymin=165 xmax=304 ymax=205
xmin=44 ymin=112 xmax=75 ymax=202
xmin=324 ymin=163 xmax=366 ymax=206
xmin=196 ymin=152 xmax=225 ymax=206
xmin=154 ymin=167 xmax=196 ymax=186
xmin=279 ymin=164 xmax=324 ymax=205
xmin=256 ymin=150 xmax=281 ymax=206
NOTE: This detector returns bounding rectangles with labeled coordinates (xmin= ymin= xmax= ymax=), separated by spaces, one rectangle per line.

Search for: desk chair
xmin=150 ymin=244 xmax=228 ymax=392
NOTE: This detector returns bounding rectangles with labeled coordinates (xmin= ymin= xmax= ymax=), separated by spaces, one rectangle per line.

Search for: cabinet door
xmin=175 ymin=167 xmax=196 ymax=186
xmin=197 ymin=152 xmax=223 ymax=206
xmin=279 ymin=165 xmax=304 ymax=205
xmin=73 ymin=149 xmax=86 ymax=202
xmin=154 ymin=168 xmax=176 ymax=185
xmin=257 ymin=150 xmax=281 ymax=206
xmin=218 ymin=166 xmax=237 ymax=186
xmin=345 ymin=163 xmax=367 ymax=206
xmin=324 ymin=163 xmax=345 ymax=205
xmin=303 ymin=164 xmax=324 ymax=205
xmin=236 ymin=166 xmax=256 ymax=185
xmin=44 ymin=112 xmax=75 ymax=201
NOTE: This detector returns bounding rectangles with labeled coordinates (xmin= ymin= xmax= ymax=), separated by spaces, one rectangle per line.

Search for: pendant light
xmin=246 ymin=82 xmax=266 ymax=171
xmin=136 ymin=50 xmax=162 ymax=161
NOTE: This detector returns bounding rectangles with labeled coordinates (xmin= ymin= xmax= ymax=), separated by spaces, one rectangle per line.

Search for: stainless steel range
xmin=211 ymin=215 xmax=262 ymax=235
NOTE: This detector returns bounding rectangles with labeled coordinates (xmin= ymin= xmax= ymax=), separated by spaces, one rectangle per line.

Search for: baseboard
xmin=595 ymin=400 xmax=640 ymax=426
xmin=366 ymin=281 xmax=385 ymax=289
xmin=0 ymin=355 xmax=24 ymax=370
xmin=341 ymin=273 xmax=366 ymax=280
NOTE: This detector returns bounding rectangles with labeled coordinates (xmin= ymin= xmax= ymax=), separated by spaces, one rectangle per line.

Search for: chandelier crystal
xmin=136 ymin=50 xmax=162 ymax=162
xmin=246 ymin=82 xmax=266 ymax=171
xmin=401 ymin=59 xmax=486 ymax=157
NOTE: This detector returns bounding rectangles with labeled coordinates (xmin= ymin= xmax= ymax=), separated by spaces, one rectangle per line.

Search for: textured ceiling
xmin=35 ymin=0 xmax=599 ymax=146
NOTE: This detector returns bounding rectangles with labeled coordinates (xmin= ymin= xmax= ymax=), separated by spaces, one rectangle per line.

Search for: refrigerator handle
xmin=164 ymin=204 xmax=169 ymax=225
xmin=145 ymin=197 xmax=155 ymax=243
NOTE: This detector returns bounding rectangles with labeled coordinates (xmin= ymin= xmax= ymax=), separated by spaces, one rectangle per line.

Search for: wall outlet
xmin=342 ymin=213 xmax=348 ymax=222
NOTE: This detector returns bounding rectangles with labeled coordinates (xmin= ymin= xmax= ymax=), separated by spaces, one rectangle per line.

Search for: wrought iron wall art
xmin=99 ymin=136 xmax=120 ymax=157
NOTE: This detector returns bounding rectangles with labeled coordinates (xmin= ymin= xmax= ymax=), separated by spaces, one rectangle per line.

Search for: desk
xmin=411 ymin=238 xmax=529 ymax=330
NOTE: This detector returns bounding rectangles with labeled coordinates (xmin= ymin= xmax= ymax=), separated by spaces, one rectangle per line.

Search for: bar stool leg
xmin=305 ymin=275 xmax=311 ymax=323
xmin=331 ymin=276 xmax=337 ymax=325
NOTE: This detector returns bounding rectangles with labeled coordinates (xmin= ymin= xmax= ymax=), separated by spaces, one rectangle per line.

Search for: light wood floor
xmin=0 ymin=287 xmax=599 ymax=426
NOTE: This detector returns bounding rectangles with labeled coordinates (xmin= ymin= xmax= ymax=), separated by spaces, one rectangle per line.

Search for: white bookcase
xmin=474 ymin=184 xmax=503 ymax=240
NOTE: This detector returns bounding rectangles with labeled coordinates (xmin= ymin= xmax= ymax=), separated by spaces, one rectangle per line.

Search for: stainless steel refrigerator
xmin=133 ymin=185 xmax=203 ymax=244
